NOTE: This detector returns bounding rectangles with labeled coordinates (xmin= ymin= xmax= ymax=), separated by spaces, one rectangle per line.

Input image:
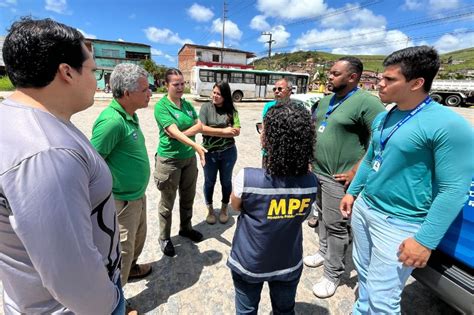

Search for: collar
xmin=110 ymin=99 xmax=138 ymax=123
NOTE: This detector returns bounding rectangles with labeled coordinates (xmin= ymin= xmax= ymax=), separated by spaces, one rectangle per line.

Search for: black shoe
xmin=178 ymin=229 xmax=203 ymax=243
xmin=307 ymin=216 xmax=319 ymax=228
xmin=159 ymin=238 xmax=175 ymax=257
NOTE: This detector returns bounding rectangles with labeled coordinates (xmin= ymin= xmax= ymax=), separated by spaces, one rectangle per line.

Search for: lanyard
xmin=379 ymin=96 xmax=432 ymax=152
xmin=324 ymin=87 xmax=359 ymax=120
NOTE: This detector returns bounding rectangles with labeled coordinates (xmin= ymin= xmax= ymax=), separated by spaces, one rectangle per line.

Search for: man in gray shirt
xmin=0 ymin=17 xmax=123 ymax=314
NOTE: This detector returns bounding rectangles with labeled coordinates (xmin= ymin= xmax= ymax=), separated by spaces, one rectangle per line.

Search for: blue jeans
xmin=203 ymin=145 xmax=237 ymax=205
xmin=111 ymin=278 xmax=125 ymax=315
xmin=232 ymin=271 xmax=299 ymax=315
xmin=351 ymin=197 xmax=421 ymax=315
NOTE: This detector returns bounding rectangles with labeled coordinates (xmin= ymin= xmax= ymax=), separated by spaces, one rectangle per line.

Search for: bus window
xmin=269 ymin=74 xmax=283 ymax=84
xmin=199 ymin=70 xmax=215 ymax=82
xmin=231 ymin=72 xmax=243 ymax=83
xmin=216 ymin=72 xmax=230 ymax=82
xmin=244 ymin=73 xmax=255 ymax=84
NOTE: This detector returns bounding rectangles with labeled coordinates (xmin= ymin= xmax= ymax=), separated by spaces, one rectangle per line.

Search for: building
xmin=0 ymin=36 xmax=5 ymax=76
xmin=85 ymin=39 xmax=152 ymax=90
xmin=178 ymin=44 xmax=256 ymax=82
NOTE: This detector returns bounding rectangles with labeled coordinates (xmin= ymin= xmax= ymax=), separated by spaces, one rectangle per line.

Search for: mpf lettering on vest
xmin=267 ymin=198 xmax=311 ymax=219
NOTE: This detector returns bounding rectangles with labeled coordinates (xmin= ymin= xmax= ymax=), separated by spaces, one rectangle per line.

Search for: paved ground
xmin=1 ymin=92 xmax=472 ymax=314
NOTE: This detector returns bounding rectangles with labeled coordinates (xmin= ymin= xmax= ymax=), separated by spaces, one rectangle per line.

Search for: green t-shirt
xmin=91 ymin=99 xmax=150 ymax=200
xmin=199 ymin=102 xmax=241 ymax=152
xmin=154 ymin=95 xmax=198 ymax=159
xmin=313 ymin=89 xmax=385 ymax=177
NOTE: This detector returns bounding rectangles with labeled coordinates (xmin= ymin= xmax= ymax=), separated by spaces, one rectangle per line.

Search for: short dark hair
xmin=383 ymin=46 xmax=440 ymax=93
xmin=338 ymin=56 xmax=363 ymax=79
xmin=263 ymin=101 xmax=314 ymax=176
xmin=3 ymin=17 xmax=87 ymax=88
xmin=213 ymin=81 xmax=238 ymax=126
xmin=164 ymin=68 xmax=183 ymax=83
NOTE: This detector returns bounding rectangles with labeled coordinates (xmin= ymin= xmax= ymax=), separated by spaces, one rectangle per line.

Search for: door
xmin=255 ymin=75 xmax=267 ymax=98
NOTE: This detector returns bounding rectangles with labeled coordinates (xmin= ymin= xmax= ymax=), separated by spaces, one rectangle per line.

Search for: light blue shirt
xmin=348 ymin=100 xmax=473 ymax=249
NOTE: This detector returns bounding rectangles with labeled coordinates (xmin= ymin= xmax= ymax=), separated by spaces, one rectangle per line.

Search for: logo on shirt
xmin=132 ymin=131 xmax=138 ymax=140
xmin=175 ymin=113 xmax=180 ymax=119
xmin=267 ymin=198 xmax=311 ymax=219
xmin=187 ymin=110 xmax=193 ymax=116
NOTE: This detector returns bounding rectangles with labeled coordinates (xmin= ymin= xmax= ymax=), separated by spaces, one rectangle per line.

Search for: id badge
xmin=372 ymin=155 xmax=383 ymax=172
xmin=318 ymin=122 xmax=327 ymax=133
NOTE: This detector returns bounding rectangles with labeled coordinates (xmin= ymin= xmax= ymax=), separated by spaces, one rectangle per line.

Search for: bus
xmin=190 ymin=66 xmax=310 ymax=102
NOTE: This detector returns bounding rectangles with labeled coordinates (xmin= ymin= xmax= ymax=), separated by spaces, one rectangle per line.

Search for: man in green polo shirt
xmin=304 ymin=57 xmax=385 ymax=299
xmin=91 ymin=63 xmax=152 ymax=314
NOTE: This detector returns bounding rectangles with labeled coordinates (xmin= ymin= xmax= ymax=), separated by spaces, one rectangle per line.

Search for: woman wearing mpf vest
xmin=228 ymin=101 xmax=319 ymax=314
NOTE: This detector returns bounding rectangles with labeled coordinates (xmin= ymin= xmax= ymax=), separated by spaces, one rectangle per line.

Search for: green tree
xmin=140 ymin=59 xmax=166 ymax=82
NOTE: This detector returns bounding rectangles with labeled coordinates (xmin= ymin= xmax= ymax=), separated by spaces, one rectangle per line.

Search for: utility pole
xmin=261 ymin=32 xmax=275 ymax=69
xmin=221 ymin=0 xmax=227 ymax=67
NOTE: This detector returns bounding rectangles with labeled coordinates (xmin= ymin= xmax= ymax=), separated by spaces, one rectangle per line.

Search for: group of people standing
xmin=0 ymin=16 xmax=472 ymax=315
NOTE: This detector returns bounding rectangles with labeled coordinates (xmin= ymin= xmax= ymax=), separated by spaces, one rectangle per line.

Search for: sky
xmin=0 ymin=0 xmax=473 ymax=67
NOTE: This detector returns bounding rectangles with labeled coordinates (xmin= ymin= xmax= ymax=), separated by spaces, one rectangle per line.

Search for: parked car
xmin=411 ymin=176 xmax=474 ymax=314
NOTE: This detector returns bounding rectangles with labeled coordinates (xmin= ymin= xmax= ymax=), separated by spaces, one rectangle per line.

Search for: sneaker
xmin=312 ymin=277 xmax=340 ymax=298
xmin=128 ymin=263 xmax=153 ymax=280
xmin=307 ymin=216 xmax=319 ymax=228
xmin=178 ymin=229 xmax=203 ymax=242
xmin=303 ymin=252 xmax=324 ymax=268
xmin=159 ymin=238 xmax=175 ymax=257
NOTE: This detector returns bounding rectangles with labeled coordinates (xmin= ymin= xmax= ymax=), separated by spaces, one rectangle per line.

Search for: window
xmin=244 ymin=73 xmax=255 ymax=84
xmin=216 ymin=72 xmax=229 ymax=82
xmin=125 ymin=51 xmax=149 ymax=60
xmin=269 ymin=74 xmax=283 ymax=84
xmin=196 ymin=51 xmax=202 ymax=57
xmin=212 ymin=54 xmax=220 ymax=62
xmin=102 ymin=49 xmax=120 ymax=58
xmin=199 ymin=70 xmax=215 ymax=82
xmin=231 ymin=72 xmax=243 ymax=83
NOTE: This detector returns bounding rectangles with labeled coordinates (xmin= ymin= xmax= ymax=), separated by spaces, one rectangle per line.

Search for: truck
xmin=430 ymin=80 xmax=474 ymax=107
xmin=411 ymin=177 xmax=474 ymax=314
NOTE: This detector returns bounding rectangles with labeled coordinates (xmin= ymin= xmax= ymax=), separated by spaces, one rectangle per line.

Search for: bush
xmin=0 ymin=76 xmax=14 ymax=91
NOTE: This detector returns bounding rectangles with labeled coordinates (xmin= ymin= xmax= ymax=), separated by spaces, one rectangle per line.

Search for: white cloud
xmin=187 ymin=3 xmax=214 ymax=22
xmin=151 ymin=48 xmax=163 ymax=56
xmin=77 ymin=28 xmax=96 ymax=39
xmin=433 ymin=31 xmax=474 ymax=53
xmin=207 ymin=40 xmax=222 ymax=47
xmin=256 ymin=0 xmax=326 ymax=20
xmin=117 ymin=38 xmax=124 ymax=42
xmin=250 ymin=15 xmax=270 ymax=31
xmin=0 ymin=0 xmax=16 ymax=7
xmin=428 ymin=0 xmax=459 ymax=11
xmin=402 ymin=0 xmax=423 ymax=10
xmin=258 ymin=25 xmax=291 ymax=49
xmin=45 ymin=0 xmax=69 ymax=14
xmin=144 ymin=27 xmax=193 ymax=45
xmin=211 ymin=18 xmax=242 ymax=40
xmin=320 ymin=4 xmax=386 ymax=29
xmin=164 ymin=55 xmax=175 ymax=63
xmin=294 ymin=27 xmax=413 ymax=55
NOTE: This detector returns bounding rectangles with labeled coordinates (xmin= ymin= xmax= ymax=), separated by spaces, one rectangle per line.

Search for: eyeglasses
xmin=272 ymin=87 xmax=288 ymax=92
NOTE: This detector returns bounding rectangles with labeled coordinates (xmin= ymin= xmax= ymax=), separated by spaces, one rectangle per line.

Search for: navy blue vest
xmin=228 ymin=168 xmax=318 ymax=282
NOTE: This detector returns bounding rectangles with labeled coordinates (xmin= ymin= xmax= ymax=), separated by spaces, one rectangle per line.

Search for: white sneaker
xmin=312 ymin=277 xmax=340 ymax=298
xmin=303 ymin=253 xmax=324 ymax=268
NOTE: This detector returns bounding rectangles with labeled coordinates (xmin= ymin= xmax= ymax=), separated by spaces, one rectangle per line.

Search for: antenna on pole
xmin=221 ymin=0 xmax=227 ymax=67
xmin=261 ymin=32 xmax=275 ymax=69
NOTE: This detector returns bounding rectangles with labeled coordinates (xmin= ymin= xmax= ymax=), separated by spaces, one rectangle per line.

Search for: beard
xmin=328 ymin=82 xmax=347 ymax=93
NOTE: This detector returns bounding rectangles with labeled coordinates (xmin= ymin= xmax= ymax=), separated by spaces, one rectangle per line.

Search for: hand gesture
xmin=333 ymin=169 xmax=356 ymax=189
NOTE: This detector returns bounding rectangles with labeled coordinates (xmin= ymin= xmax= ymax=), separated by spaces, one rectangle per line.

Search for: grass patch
xmin=0 ymin=76 xmax=14 ymax=91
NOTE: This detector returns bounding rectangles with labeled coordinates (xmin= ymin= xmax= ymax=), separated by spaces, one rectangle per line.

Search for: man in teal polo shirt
xmin=91 ymin=64 xmax=152 ymax=313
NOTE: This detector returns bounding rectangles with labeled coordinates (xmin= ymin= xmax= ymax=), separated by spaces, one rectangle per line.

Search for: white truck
xmin=430 ymin=80 xmax=474 ymax=107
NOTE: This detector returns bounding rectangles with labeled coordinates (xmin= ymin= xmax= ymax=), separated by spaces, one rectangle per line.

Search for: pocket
xmin=153 ymin=157 xmax=175 ymax=191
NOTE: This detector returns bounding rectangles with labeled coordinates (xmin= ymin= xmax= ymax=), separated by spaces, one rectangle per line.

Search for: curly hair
xmin=262 ymin=101 xmax=315 ymax=176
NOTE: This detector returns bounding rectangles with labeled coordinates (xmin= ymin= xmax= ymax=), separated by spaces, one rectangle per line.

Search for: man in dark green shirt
xmin=304 ymin=57 xmax=385 ymax=298
xmin=91 ymin=63 xmax=152 ymax=314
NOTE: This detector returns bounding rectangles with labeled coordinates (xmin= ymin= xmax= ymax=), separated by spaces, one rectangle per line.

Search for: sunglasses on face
xmin=272 ymin=87 xmax=288 ymax=92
